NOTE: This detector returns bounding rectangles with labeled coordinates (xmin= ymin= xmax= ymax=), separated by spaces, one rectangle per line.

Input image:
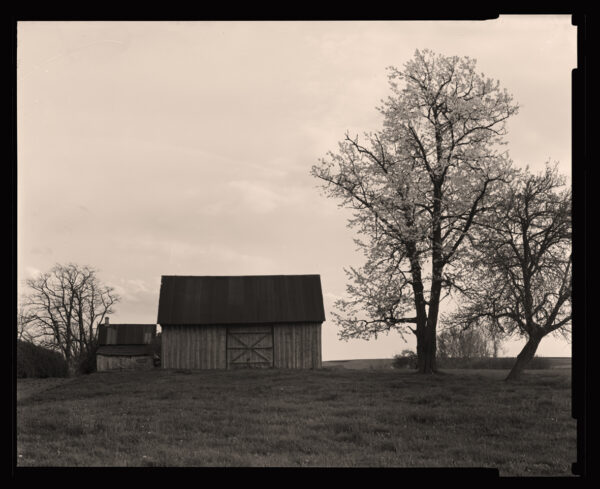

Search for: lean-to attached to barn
xmin=96 ymin=319 xmax=157 ymax=371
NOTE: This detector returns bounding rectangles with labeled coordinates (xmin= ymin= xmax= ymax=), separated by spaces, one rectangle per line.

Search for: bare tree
xmin=21 ymin=263 xmax=120 ymax=376
xmin=311 ymin=49 xmax=518 ymax=373
xmin=450 ymin=164 xmax=571 ymax=380
xmin=17 ymin=302 xmax=36 ymax=343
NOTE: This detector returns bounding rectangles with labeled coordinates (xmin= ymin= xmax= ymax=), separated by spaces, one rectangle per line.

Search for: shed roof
xmin=98 ymin=324 xmax=156 ymax=345
xmin=157 ymin=275 xmax=326 ymax=325
xmin=96 ymin=345 xmax=153 ymax=357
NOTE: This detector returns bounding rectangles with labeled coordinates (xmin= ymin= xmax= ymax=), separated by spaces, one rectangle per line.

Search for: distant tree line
xmin=437 ymin=326 xmax=502 ymax=360
xmin=17 ymin=339 xmax=68 ymax=378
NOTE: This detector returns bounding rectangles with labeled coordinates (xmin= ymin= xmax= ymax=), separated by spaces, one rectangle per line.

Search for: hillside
xmin=17 ymin=367 xmax=574 ymax=473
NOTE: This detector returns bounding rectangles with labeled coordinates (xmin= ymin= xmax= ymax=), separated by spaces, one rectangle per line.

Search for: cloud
xmin=18 ymin=19 xmax=574 ymax=359
xmin=218 ymin=179 xmax=310 ymax=215
xmin=25 ymin=267 xmax=41 ymax=278
xmin=111 ymin=277 xmax=156 ymax=303
xmin=111 ymin=235 xmax=277 ymax=275
xmin=227 ymin=180 xmax=284 ymax=214
xmin=30 ymin=246 xmax=53 ymax=255
xmin=324 ymin=292 xmax=342 ymax=303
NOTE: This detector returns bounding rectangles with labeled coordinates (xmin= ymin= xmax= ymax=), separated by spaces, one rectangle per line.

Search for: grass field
xmin=16 ymin=363 xmax=575 ymax=474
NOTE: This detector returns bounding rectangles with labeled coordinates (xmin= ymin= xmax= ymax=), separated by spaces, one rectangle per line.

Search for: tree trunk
xmin=65 ymin=352 xmax=78 ymax=378
xmin=67 ymin=363 xmax=78 ymax=378
xmin=408 ymin=249 xmax=435 ymax=374
xmin=416 ymin=276 xmax=442 ymax=374
xmin=416 ymin=325 xmax=437 ymax=374
xmin=505 ymin=334 xmax=542 ymax=381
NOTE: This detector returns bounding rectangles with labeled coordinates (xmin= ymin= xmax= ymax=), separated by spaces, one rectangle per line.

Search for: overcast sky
xmin=17 ymin=17 xmax=576 ymax=360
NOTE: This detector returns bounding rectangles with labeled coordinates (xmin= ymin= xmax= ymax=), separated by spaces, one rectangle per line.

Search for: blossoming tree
xmin=311 ymin=49 xmax=519 ymax=373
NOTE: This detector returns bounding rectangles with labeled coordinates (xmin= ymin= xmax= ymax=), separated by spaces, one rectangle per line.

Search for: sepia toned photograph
xmin=15 ymin=17 xmax=582 ymax=475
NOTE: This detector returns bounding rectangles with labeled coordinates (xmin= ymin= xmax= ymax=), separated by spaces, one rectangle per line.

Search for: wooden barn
xmin=157 ymin=275 xmax=325 ymax=369
xmin=96 ymin=319 xmax=157 ymax=371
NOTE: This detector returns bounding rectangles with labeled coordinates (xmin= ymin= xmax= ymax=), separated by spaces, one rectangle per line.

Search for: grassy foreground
xmin=16 ymin=367 xmax=575 ymax=474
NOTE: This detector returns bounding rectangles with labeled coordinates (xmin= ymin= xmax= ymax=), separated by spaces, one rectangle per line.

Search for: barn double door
xmin=226 ymin=325 xmax=274 ymax=369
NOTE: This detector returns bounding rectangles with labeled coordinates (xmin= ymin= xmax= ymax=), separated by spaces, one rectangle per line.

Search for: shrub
xmin=17 ymin=340 xmax=68 ymax=378
xmin=76 ymin=345 xmax=98 ymax=375
xmin=392 ymin=350 xmax=418 ymax=369
xmin=437 ymin=327 xmax=498 ymax=359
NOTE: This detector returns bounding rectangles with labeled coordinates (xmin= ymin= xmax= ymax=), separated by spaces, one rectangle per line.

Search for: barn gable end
xmin=157 ymin=275 xmax=325 ymax=370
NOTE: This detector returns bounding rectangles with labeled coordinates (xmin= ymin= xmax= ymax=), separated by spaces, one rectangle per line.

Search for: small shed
xmin=96 ymin=319 xmax=157 ymax=371
xmin=157 ymin=275 xmax=325 ymax=369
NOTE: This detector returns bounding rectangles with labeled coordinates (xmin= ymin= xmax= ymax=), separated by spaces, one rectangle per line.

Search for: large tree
xmin=449 ymin=164 xmax=571 ymax=380
xmin=311 ymin=49 xmax=518 ymax=373
xmin=21 ymin=263 xmax=120 ymax=376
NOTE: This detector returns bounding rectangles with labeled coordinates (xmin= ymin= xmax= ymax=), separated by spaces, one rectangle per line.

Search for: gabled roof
xmin=98 ymin=324 xmax=156 ymax=345
xmin=157 ymin=275 xmax=326 ymax=325
xmin=97 ymin=345 xmax=154 ymax=357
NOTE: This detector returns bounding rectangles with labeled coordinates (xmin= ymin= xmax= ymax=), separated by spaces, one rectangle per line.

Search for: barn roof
xmin=96 ymin=345 xmax=154 ymax=357
xmin=98 ymin=324 xmax=156 ymax=345
xmin=157 ymin=275 xmax=326 ymax=325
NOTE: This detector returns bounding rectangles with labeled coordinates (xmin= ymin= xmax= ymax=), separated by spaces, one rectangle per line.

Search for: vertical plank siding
xmin=107 ymin=327 xmax=117 ymax=345
xmin=272 ymin=322 xmax=322 ymax=369
xmin=161 ymin=322 xmax=321 ymax=370
xmin=161 ymin=325 xmax=227 ymax=369
xmin=97 ymin=355 xmax=154 ymax=371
